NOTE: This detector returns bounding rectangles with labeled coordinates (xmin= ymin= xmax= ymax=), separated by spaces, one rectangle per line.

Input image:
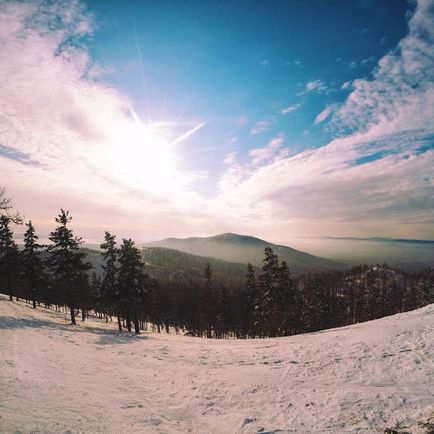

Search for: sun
xmin=107 ymin=120 xmax=178 ymax=193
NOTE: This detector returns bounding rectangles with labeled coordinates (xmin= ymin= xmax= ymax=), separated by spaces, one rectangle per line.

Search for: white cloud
xmin=216 ymin=0 xmax=434 ymax=239
xmin=223 ymin=151 xmax=237 ymax=165
xmin=305 ymin=80 xmax=327 ymax=93
xmin=0 ymin=0 xmax=206 ymax=241
xmin=314 ymin=104 xmax=338 ymax=125
xmin=296 ymin=79 xmax=328 ymax=96
xmin=249 ymin=119 xmax=274 ymax=135
xmin=332 ymin=0 xmax=434 ymax=135
xmin=2 ymin=0 xmax=434 ymax=242
xmin=281 ymin=103 xmax=301 ymax=114
xmin=248 ymin=135 xmax=284 ymax=165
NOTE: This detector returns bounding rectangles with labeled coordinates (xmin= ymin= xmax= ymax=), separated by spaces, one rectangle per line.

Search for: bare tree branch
xmin=0 ymin=186 xmax=23 ymax=224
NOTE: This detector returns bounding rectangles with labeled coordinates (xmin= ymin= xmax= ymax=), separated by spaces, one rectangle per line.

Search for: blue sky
xmin=0 ymin=0 xmax=433 ymax=244
xmin=86 ymin=0 xmax=411 ymax=192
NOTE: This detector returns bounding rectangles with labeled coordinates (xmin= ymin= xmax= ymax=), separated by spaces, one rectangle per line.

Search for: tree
xmin=258 ymin=247 xmax=280 ymax=337
xmin=276 ymin=260 xmax=296 ymax=336
xmin=0 ymin=186 xmax=22 ymax=224
xmin=21 ymin=221 xmax=45 ymax=308
xmin=242 ymin=263 xmax=257 ymax=338
xmin=46 ymin=210 xmax=91 ymax=325
xmin=0 ymin=216 xmax=20 ymax=301
xmin=201 ymin=261 xmax=215 ymax=338
xmin=118 ymin=239 xmax=149 ymax=334
xmin=100 ymin=232 xmax=120 ymax=329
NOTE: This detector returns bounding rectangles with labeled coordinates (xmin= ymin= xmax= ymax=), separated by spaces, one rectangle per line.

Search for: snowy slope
xmin=0 ymin=295 xmax=433 ymax=433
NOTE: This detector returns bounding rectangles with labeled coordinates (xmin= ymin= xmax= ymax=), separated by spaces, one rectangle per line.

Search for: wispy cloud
xmin=305 ymin=79 xmax=328 ymax=92
xmin=0 ymin=0 xmax=206 ymax=240
xmin=314 ymin=104 xmax=338 ymax=125
xmin=249 ymin=135 xmax=284 ymax=165
xmin=296 ymin=79 xmax=328 ymax=96
xmin=223 ymin=151 xmax=237 ymax=165
xmin=281 ymin=103 xmax=301 ymax=114
xmin=2 ymin=0 xmax=434 ymax=242
xmin=249 ymin=119 xmax=275 ymax=135
xmin=217 ymin=0 xmax=434 ymax=238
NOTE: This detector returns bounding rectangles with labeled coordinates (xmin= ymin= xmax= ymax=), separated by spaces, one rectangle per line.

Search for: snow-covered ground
xmin=1 ymin=295 xmax=433 ymax=433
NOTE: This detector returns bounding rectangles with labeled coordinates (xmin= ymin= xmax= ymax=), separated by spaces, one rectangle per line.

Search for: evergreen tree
xmin=100 ymin=232 xmax=120 ymax=328
xmin=118 ymin=239 xmax=149 ymax=334
xmin=202 ymin=261 xmax=215 ymax=338
xmin=242 ymin=263 xmax=257 ymax=338
xmin=258 ymin=247 xmax=280 ymax=337
xmin=276 ymin=260 xmax=296 ymax=336
xmin=21 ymin=221 xmax=45 ymax=308
xmin=0 ymin=215 xmax=20 ymax=301
xmin=46 ymin=210 xmax=91 ymax=325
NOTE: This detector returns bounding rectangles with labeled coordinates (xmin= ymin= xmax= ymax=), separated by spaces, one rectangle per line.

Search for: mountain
xmin=142 ymin=247 xmax=247 ymax=286
xmin=80 ymin=246 xmax=247 ymax=287
xmin=145 ymin=233 xmax=344 ymax=274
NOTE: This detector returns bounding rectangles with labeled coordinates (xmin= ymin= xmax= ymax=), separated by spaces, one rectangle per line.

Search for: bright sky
xmin=0 ymin=0 xmax=433 ymax=244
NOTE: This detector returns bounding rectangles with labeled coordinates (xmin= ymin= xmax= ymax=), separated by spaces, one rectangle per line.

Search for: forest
xmin=0 ymin=199 xmax=433 ymax=337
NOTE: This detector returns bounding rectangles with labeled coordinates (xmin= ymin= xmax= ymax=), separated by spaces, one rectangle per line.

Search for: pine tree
xmin=21 ymin=221 xmax=45 ymax=308
xmin=276 ymin=260 xmax=295 ymax=336
xmin=202 ymin=261 xmax=214 ymax=338
xmin=118 ymin=239 xmax=148 ymax=334
xmin=100 ymin=232 xmax=120 ymax=329
xmin=258 ymin=247 xmax=280 ymax=337
xmin=243 ymin=263 xmax=257 ymax=338
xmin=0 ymin=215 xmax=20 ymax=301
xmin=46 ymin=210 xmax=91 ymax=325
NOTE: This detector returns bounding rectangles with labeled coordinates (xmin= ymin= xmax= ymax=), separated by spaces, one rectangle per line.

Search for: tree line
xmin=0 ymin=195 xmax=433 ymax=337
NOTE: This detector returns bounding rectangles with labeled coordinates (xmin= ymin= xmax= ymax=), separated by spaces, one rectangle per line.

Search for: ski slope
xmin=0 ymin=294 xmax=433 ymax=433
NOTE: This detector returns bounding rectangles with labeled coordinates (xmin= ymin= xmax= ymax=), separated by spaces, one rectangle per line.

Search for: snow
xmin=1 ymin=294 xmax=433 ymax=433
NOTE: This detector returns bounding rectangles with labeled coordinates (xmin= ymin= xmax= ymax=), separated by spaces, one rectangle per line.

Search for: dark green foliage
xmin=99 ymin=232 xmax=118 ymax=320
xmin=46 ymin=210 xmax=91 ymax=325
xmin=118 ymin=239 xmax=150 ymax=334
xmin=142 ymin=246 xmax=246 ymax=287
xmin=0 ymin=215 xmax=21 ymax=301
xmin=21 ymin=221 xmax=45 ymax=308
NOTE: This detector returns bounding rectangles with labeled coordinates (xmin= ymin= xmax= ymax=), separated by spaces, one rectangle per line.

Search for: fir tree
xmin=100 ymin=232 xmax=120 ymax=329
xmin=118 ymin=239 xmax=149 ymax=334
xmin=0 ymin=215 xmax=20 ymax=301
xmin=258 ymin=247 xmax=280 ymax=337
xmin=21 ymin=221 xmax=45 ymax=308
xmin=276 ymin=260 xmax=295 ymax=336
xmin=202 ymin=261 xmax=215 ymax=338
xmin=46 ymin=210 xmax=91 ymax=325
xmin=243 ymin=263 xmax=257 ymax=338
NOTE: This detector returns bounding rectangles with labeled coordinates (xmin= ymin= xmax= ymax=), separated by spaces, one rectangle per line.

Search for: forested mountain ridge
xmin=79 ymin=246 xmax=247 ymax=286
xmin=142 ymin=247 xmax=246 ymax=286
xmin=145 ymin=232 xmax=344 ymax=274
xmin=2 ymin=209 xmax=434 ymax=338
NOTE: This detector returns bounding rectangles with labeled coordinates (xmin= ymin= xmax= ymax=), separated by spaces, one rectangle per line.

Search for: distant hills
xmin=81 ymin=246 xmax=248 ymax=286
xmin=142 ymin=247 xmax=247 ymax=286
xmin=144 ymin=233 xmax=344 ymax=275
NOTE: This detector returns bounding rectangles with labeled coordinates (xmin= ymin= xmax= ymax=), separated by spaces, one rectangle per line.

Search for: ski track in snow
xmin=0 ymin=294 xmax=433 ymax=433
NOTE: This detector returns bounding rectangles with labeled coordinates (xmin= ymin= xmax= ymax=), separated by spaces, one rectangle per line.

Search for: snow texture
xmin=0 ymin=294 xmax=433 ymax=433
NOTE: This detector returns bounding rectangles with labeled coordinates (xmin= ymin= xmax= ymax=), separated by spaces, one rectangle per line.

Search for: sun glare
xmin=107 ymin=120 xmax=178 ymax=193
